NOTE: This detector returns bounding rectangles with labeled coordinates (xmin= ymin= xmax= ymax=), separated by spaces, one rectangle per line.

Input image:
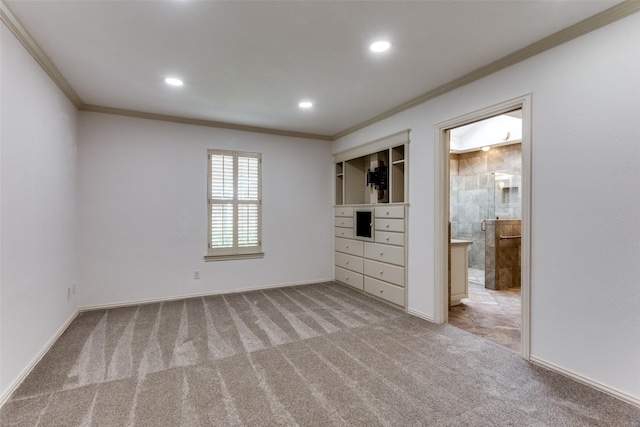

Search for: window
xmin=206 ymin=149 xmax=263 ymax=260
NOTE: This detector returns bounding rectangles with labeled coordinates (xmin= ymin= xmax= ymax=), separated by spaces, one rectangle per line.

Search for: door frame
xmin=434 ymin=94 xmax=532 ymax=360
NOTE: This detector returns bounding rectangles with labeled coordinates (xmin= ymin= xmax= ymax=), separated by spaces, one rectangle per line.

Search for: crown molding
xmin=2 ymin=0 xmax=638 ymax=141
xmin=0 ymin=0 xmax=82 ymax=108
xmin=80 ymin=104 xmax=333 ymax=141
xmin=0 ymin=0 xmax=331 ymax=141
xmin=331 ymin=0 xmax=640 ymax=140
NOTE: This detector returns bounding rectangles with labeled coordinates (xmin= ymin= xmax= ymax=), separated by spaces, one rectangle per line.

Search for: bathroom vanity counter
xmin=451 ymin=239 xmax=473 ymax=246
xmin=450 ymin=239 xmax=473 ymax=305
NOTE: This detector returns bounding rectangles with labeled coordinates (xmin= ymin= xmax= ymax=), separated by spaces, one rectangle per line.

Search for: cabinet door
xmin=335 ymin=267 xmax=364 ymax=290
xmin=336 ymin=252 xmax=364 ymax=274
xmin=335 ymin=217 xmax=354 ymax=228
xmin=334 ymin=207 xmax=354 ymax=217
xmin=364 ymin=259 xmax=405 ymax=287
xmin=335 ymin=227 xmax=354 ymax=239
xmin=374 ymin=230 xmax=404 ymax=246
xmin=364 ymin=243 xmax=405 ymax=266
xmin=374 ymin=205 xmax=404 ymax=219
xmin=364 ymin=277 xmax=404 ymax=306
xmin=335 ymin=237 xmax=364 ymax=257
xmin=374 ymin=218 xmax=404 ymax=233
xmin=450 ymin=245 xmax=469 ymax=304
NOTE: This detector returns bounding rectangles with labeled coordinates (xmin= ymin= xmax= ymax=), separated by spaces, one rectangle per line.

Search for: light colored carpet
xmin=1 ymin=282 xmax=639 ymax=426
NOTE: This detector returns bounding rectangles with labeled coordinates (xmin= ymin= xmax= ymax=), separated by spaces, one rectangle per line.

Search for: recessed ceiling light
xmin=299 ymin=101 xmax=313 ymax=109
xmin=165 ymin=77 xmax=183 ymax=86
xmin=370 ymin=40 xmax=391 ymax=53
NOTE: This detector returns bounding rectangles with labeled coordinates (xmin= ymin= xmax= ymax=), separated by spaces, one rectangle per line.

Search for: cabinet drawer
xmin=335 ymin=267 xmax=363 ymax=290
xmin=375 ymin=230 xmax=404 ymax=246
xmin=335 ymin=227 xmax=354 ymax=239
xmin=364 ymin=242 xmax=405 ymax=266
xmin=335 ymin=237 xmax=364 ymax=257
xmin=364 ymin=259 xmax=405 ymax=287
xmin=336 ymin=252 xmax=364 ymax=274
xmin=375 ymin=205 xmax=404 ymax=219
xmin=364 ymin=277 xmax=405 ymax=307
xmin=334 ymin=207 xmax=354 ymax=217
xmin=335 ymin=217 xmax=354 ymax=228
xmin=374 ymin=218 xmax=404 ymax=232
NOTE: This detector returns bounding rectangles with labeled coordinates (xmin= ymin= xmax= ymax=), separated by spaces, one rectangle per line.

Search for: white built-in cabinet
xmin=450 ymin=239 xmax=473 ymax=305
xmin=333 ymin=130 xmax=409 ymax=308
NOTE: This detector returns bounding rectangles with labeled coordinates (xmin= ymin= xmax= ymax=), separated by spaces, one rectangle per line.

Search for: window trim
xmin=205 ymin=149 xmax=263 ymax=261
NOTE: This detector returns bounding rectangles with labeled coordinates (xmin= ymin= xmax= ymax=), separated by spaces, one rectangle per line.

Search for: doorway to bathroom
xmin=448 ymin=112 xmax=523 ymax=352
xmin=434 ymin=95 xmax=531 ymax=359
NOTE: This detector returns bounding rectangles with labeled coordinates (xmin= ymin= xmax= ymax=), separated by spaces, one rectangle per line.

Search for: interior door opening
xmin=448 ymin=111 xmax=523 ymax=353
xmin=435 ymin=95 xmax=531 ymax=359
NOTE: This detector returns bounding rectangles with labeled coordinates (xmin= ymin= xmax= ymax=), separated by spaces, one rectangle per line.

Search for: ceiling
xmin=450 ymin=112 xmax=522 ymax=153
xmin=3 ymin=0 xmax=625 ymax=139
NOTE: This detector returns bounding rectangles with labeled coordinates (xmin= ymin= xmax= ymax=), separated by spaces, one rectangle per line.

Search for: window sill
xmin=204 ymin=252 xmax=264 ymax=262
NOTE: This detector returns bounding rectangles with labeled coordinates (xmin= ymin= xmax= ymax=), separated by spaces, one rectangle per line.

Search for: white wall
xmin=0 ymin=23 xmax=78 ymax=398
xmin=334 ymin=13 xmax=640 ymax=401
xmin=77 ymin=112 xmax=333 ymax=307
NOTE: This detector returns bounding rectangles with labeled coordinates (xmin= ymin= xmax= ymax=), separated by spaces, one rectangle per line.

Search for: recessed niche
xmin=502 ymin=187 xmax=519 ymax=204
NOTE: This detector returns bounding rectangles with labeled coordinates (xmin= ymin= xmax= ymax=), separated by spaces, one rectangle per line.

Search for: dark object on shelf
xmin=367 ymin=165 xmax=388 ymax=190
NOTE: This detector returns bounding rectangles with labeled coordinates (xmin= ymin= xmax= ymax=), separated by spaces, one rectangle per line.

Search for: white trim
xmin=0 ymin=310 xmax=79 ymax=408
xmin=450 ymin=139 xmax=522 ymax=154
xmin=434 ymin=94 xmax=532 ymax=360
xmin=0 ymin=0 xmax=82 ymax=107
xmin=530 ymin=356 xmax=640 ymax=409
xmin=207 ymin=150 xmax=262 ymax=257
xmin=204 ymin=252 xmax=264 ymax=262
xmin=331 ymin=2 xmax=640 ymax=140
xmin=78 ymin=279 xmax=333 ymax=312
xmin=333 ymin=129 xmax=410 ymax=163
xmin=2 ymin=0 xmax=638 ymax=141
xmin=407 ymin=308 xmax=435 ymax=323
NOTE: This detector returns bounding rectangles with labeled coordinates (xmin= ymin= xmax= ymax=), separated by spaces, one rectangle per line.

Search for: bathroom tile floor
xmin=449 ymin=268 xmax=521 ymax=353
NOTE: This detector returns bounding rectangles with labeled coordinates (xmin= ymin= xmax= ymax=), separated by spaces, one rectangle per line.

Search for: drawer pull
xmin=341 ymin=221 xmax=344 ymax=225
xmin=379 ymin=289 xmax=384 ymax=294
xmin=385 ymin=237 xmax=390 ymax=242
xmin=380 ymin=252 xmax=384 ymax=256
xmin=346 ymin=245 xmax=349 ymax=249
xmin=346 ymin=261 xmax=349 ymax=265
xmin=386 ymin=211 xmax=390 ymax=215
xmin=341 ymin=232 xmax=345 ymax=236
xmin=379 ymin=271 xmax=383 ymax=275
xmin=386 ymin=224 xmax=390 ymax=228
xmin=345 ymin=277 xmax=349 ymax=281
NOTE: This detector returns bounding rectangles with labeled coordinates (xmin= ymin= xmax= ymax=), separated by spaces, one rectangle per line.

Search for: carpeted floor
xmin=1 ymin=282 xmax=639 ymax=426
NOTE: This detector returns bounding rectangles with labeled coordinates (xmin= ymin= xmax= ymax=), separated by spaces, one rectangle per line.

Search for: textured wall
xmin=0 ymin=23 xmax=78 ymax=399
xmin=450 ymin=144 xmax=521 ymax=269
xmin=77 ymin=112 xmax=334 ymax=307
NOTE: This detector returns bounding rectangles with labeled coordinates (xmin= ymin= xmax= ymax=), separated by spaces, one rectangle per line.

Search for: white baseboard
xmin=79 ymin=278 xmax=334 ymax=312
xmin=0 ymin=309 xmax=79 ymax=408
xmin=530 ymin=356 xmax=640 ymax=409
xmin=407 ymin=307 xmax=435 ymax=323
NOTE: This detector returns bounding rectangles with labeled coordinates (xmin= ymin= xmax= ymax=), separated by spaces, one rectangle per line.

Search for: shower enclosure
xmin=450 ymin=162 xmax=522 ymax=287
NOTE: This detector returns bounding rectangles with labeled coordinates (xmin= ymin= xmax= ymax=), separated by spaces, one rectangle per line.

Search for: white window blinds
xmin=208 ymin=150 xmax=262 ymax=258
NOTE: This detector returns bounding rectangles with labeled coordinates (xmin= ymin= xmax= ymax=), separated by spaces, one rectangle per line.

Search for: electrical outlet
xmin=193 ymin=270 xmax=200 ymax=280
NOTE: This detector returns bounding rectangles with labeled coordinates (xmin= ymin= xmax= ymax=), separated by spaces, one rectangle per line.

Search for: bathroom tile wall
xmin=450 ymin=155 xmax=459 ymax=238
xmin=485 ymin=219 xmax=522 ymax=290
xmin=450 ymin=143 xmax=521 ymax=269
